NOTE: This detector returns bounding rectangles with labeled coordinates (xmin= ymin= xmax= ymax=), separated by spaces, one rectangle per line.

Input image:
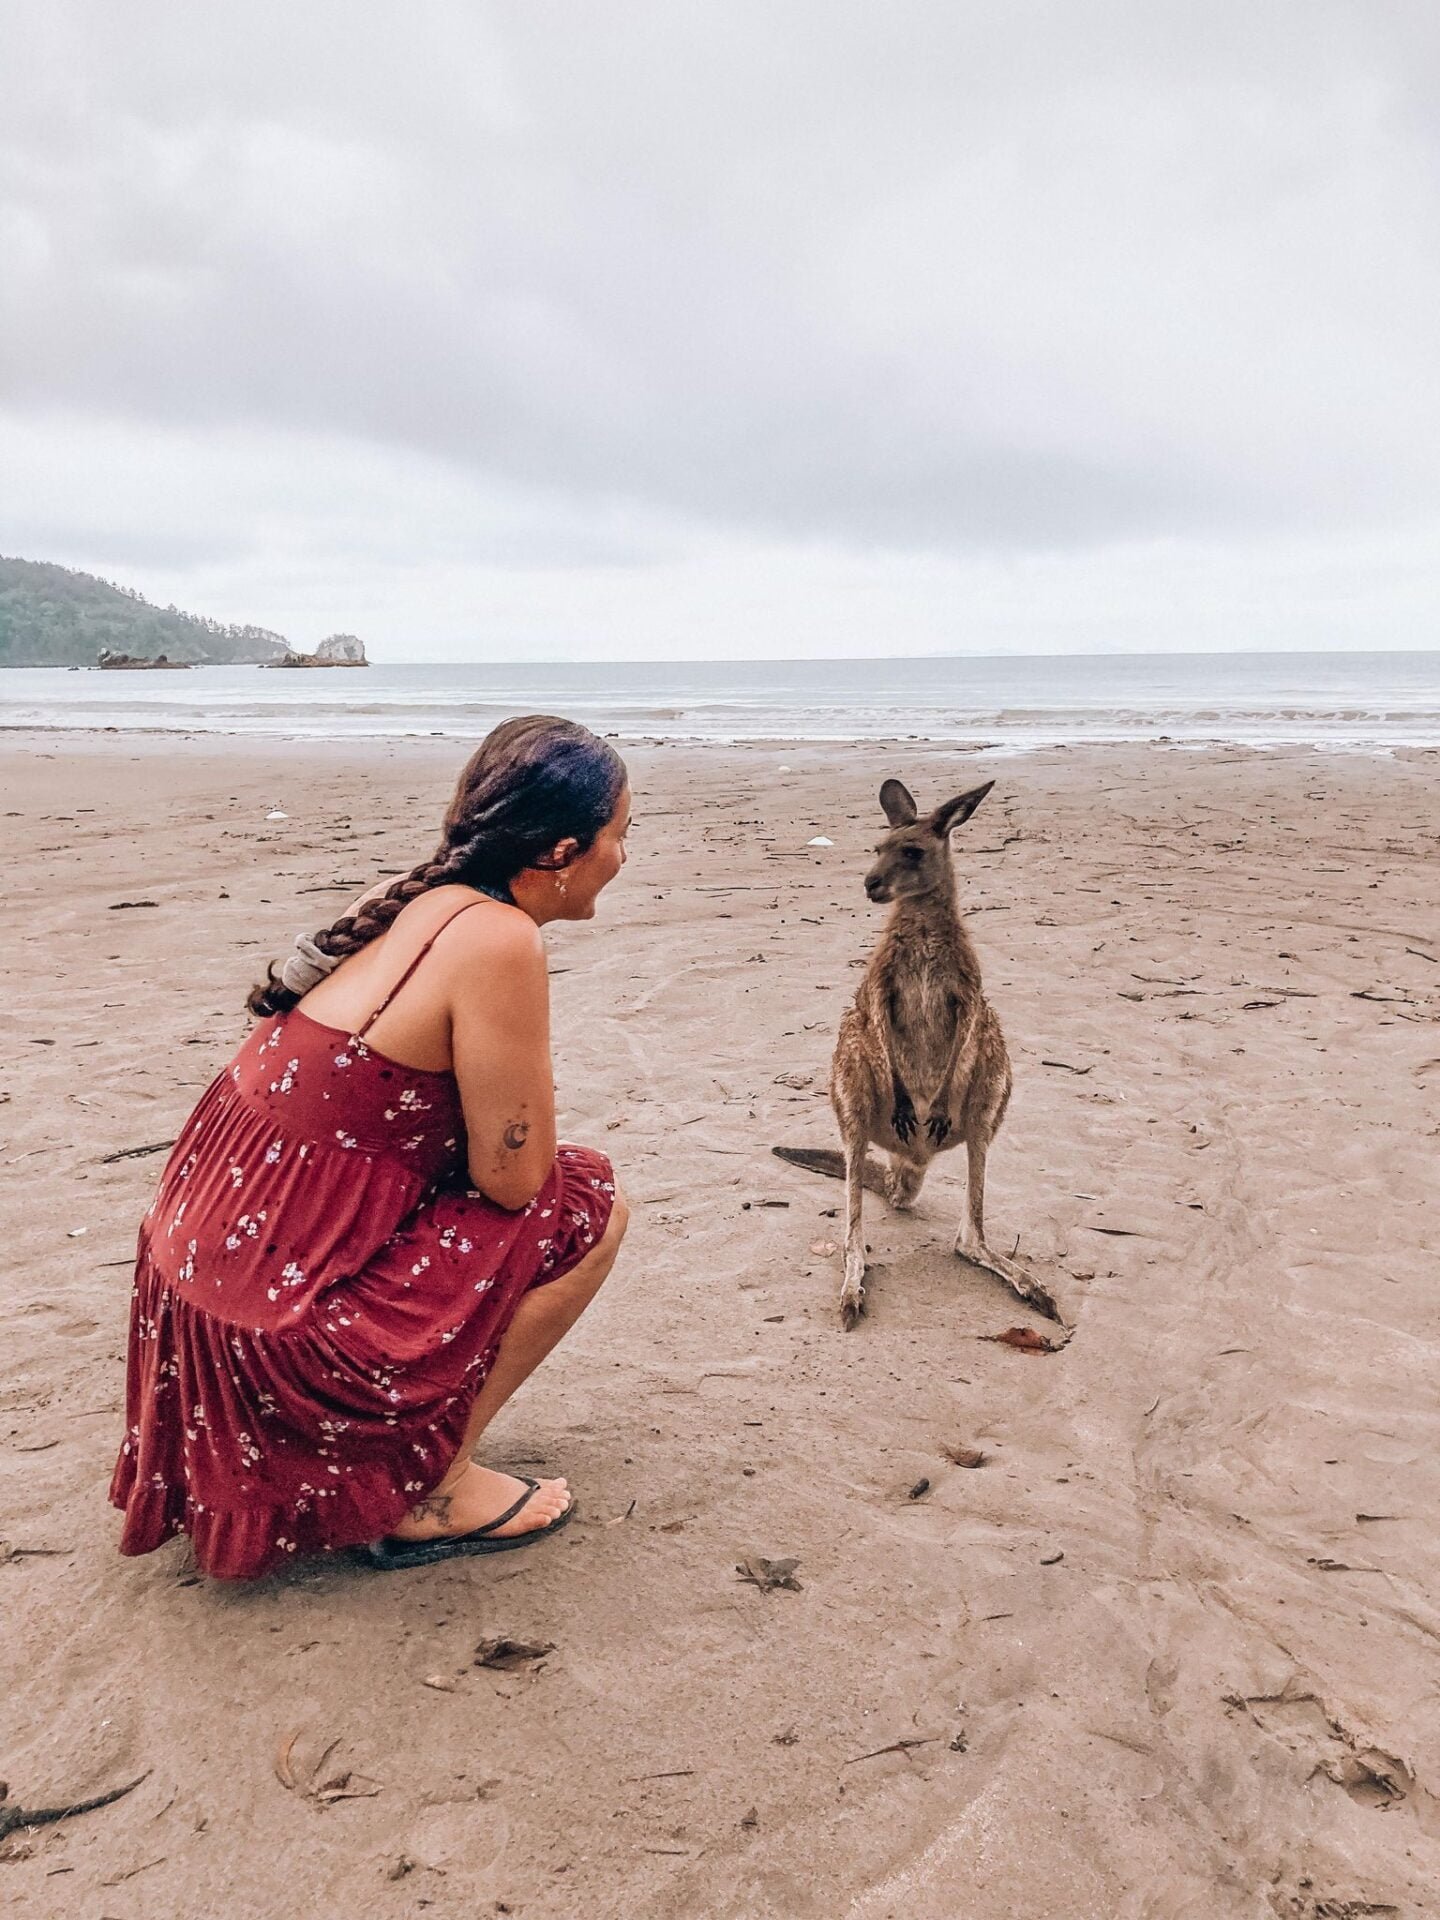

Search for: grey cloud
xmin=4 ymin=0 xmax=1440 ymax=562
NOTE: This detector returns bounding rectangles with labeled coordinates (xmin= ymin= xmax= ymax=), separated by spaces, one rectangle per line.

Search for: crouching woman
xmin=111 ymin=716 xmax=630 ymax=1578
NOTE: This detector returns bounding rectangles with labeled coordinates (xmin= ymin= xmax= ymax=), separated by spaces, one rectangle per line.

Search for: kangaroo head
xmin=863 ymin=777 xmax=995 ymax=904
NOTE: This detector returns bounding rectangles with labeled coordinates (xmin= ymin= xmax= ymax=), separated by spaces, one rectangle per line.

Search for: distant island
xmin=0 ymin=556 xmax=366 ymax=669
xmin=97 ymin=649 xmax=192 ymax=671
xmin=264 ymin=632 xmax=368 ymax=669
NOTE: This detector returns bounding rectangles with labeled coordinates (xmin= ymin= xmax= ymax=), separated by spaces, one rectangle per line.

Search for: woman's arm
xmin=449 ymin=912 xmax=558 ymax=1210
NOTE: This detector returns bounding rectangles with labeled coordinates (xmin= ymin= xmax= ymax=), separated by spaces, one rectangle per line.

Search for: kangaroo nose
xmin=865 ymin=875 xmax=884 ymax=899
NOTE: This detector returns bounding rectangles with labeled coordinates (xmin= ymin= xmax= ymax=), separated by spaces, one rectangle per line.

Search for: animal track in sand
xmin=1271 ymin=1892 xmax=1402 ymax=1919
xmin=1223 ymin=1681 xmax=1436 ymax=1832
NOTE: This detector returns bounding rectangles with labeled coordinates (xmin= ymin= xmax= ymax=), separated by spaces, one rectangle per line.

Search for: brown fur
xmin=775 ymin=775 xmax=1059 ymax=1328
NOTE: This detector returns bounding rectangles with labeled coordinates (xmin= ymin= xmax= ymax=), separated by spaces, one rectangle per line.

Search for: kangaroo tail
xmin=771 ymin=1146 xmax=888 ymax=1194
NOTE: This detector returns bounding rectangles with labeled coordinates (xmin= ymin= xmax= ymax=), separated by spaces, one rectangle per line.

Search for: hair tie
xmin=278 ymin=932 xmax=340 ymax=998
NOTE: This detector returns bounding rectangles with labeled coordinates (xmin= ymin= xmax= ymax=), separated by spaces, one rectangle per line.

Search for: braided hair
xmin=246 ymin=715 xmax=627 ymax=1019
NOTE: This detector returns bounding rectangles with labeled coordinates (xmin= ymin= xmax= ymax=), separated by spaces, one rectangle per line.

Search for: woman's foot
xmin=390 ymin=1462 xmax=570 ymax=1543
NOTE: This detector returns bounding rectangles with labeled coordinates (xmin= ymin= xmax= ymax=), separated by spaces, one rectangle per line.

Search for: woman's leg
xmin=391 ymin=1189 xmax=629 ymax=1541
xmin=463 ymin=1186 xmax=630 ymax=1447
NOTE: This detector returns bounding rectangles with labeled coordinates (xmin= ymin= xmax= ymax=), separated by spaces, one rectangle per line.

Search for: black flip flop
xmin=364 ymin=1476 xmax=577 ymax=1571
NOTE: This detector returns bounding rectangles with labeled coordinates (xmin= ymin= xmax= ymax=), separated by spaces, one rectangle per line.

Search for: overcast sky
xmin=2 ymin=2 xmax=1438 ymax=659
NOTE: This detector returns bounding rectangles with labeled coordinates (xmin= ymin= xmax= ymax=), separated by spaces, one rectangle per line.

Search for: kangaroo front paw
xmin=892 ymin=1094 xmax=917 ymax=1144
xmin=925 ymin=1107 xmax=953 ymax=1147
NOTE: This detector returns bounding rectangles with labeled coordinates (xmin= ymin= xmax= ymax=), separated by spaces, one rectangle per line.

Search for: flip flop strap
xmin=470 ymin=1475 xmax=541 ymax=1538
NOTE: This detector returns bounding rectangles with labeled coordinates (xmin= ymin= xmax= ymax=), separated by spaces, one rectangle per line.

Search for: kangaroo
xmin=775 ymin=776 xmax=1059 ymax=1329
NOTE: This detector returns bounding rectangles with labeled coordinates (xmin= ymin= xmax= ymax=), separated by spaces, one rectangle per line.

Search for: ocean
xmin=3 ymin=653 xmax=1438 ymax=752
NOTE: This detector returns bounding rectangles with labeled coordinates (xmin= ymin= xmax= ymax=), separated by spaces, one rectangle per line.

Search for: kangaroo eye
xmin=903 ymin=846 xmax=923 ymax=862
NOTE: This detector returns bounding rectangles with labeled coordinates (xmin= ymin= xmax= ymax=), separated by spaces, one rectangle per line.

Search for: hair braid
xmin=245 ymin=841 xmax=466 ymax=1019
xmin=244 ymin=716 xmax=626 ymax=1020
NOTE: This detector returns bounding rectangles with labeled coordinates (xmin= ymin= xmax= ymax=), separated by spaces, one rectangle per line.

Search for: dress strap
xmin=355 ymin=898 xmax=494 ymax=1040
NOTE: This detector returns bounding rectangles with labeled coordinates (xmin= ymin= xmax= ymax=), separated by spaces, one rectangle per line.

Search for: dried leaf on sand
xmin=942 ymin=1444 xmax=987 ymax=1468
xmin=273 ymin=1732 xmax=382 ymax=1805
xmin=311 ymin=1769 xmax=382 ymax=1805
xmin=474 ymin=1636 xmax=556 ymax=1670
xmin=736 ymin=1554 xmax=802 ymax=1593
xmin=982 ymin=1326 xmax=1067 ymax=1354
xmin=273 ymin=1730 xmax=302 ymax=1791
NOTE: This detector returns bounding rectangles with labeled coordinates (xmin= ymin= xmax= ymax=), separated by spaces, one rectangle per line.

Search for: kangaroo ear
xmin=879 ymin=778 xmax=918 ymax=826
xmin=930 ymin=780 xmax=994 ymax=837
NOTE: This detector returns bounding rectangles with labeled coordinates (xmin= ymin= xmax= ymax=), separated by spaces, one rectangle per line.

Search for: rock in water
xmin=265 ymin=633 xmax=369 ymax=669
xmin=315 ymin=633 xmax=367 ymax=665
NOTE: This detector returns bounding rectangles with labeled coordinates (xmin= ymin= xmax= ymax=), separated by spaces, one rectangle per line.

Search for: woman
xmin=110 ymin=716 xmax=631 ymax=1579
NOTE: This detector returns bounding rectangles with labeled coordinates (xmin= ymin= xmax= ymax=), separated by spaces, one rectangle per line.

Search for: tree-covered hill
xmin=0 ymin=556 xmax=292 ymax=666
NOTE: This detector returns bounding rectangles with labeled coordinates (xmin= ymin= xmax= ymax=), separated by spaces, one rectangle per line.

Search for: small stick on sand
xmin=100 ymin=1140 xmax=176 ymax=1164
xmin=0 ymin=1772 xmax=149 ymax=1842
xmin=843 ymin=1737 xmax=940 ymax=1765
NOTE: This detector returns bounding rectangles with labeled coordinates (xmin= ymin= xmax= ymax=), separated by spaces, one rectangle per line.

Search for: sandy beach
xmin=2 ymin=729 xmax=1438 ymax=1918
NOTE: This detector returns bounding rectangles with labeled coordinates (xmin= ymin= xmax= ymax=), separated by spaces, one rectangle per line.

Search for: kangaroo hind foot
xmin=839 ymin=1252 xmax=866 ymax=1330
xmin=954 ymin=1228 xmax=1065 ymax=1327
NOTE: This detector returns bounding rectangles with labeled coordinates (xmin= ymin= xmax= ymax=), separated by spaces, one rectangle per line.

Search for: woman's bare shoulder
xmin=403 ymin=886 xmax=543 ymax=964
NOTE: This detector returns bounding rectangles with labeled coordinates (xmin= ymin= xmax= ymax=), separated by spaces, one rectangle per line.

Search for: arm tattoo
xmin=502 ymin=1120 xmax=530 ymax=1151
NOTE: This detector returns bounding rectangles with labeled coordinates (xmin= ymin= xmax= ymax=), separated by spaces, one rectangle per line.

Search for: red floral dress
xmin=110 ymin=933 xmax=615 ymax=1580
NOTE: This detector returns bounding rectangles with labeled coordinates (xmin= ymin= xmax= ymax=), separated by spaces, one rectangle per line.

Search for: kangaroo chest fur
xmin=869 ymin=911 xmax=983 ymax=1097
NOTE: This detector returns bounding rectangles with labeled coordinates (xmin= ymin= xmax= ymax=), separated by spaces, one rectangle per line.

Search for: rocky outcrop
xmin=315 ymin=633 xmax=367 ymax=665
xmin=97 ymin=649 xmax=192 ymax=670
xmin=266 ymin=633 xmax=369 ymax=669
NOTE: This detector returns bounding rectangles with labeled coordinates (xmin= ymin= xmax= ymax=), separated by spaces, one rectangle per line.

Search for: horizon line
xmin=348 ymin=645 xmax=1440 ymax=667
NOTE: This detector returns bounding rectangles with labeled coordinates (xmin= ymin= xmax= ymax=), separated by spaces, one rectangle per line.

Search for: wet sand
xmin=2 ymin=730 xmax=1438 ymax=1917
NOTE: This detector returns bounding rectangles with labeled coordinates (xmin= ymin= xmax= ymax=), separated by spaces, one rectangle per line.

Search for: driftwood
xmin=0 ymin=1773 xmax=148 ymax=1842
